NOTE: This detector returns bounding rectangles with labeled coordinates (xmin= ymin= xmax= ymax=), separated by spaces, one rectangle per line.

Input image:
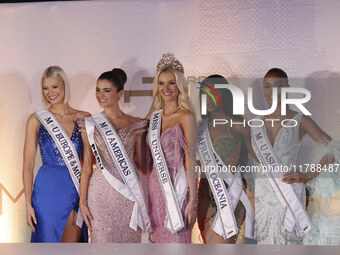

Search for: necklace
xmin=162 ymin=106 xmax=180 ymax=118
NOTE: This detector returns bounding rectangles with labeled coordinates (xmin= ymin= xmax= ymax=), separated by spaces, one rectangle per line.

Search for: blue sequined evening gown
xmin=31 ymin=122 xmax=86 ymax=242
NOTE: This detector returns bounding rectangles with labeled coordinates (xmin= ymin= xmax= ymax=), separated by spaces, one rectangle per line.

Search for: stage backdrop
xmin=0 ymin=0 xmax=340 ymax=242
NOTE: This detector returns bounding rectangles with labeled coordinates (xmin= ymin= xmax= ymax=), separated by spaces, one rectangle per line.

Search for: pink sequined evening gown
xmin=79 ymin=119 xmax=148 ymax=243
xmin=148 ymin=124 xmax=192 ymax=243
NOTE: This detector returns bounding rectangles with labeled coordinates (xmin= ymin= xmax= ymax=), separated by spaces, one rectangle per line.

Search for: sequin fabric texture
xmin=254 ymin=112 xmax=304 ymax=245
xmin=147 ymin=124 xmax=192 ymax=243
xmin=31 ymin=122 xmax=84 ymax=242
xmin=38 ymin=122 xmax=82 ymax=166
xmin=197 ymin=126 xmax=245 ymax=243
xmin=303 ymin=139 xmax=340 ymax=245
xmin=79 ymin=118 xmax=148 ymax=243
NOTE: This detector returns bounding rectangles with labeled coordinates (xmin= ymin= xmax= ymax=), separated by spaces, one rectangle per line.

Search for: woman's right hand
xmin=79 ymin=203 xmax=93 ymax=233
xmin=26 ymin=204 xmax=37 ymax=233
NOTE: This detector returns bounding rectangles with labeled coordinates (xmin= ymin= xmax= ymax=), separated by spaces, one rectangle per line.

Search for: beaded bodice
xmin=78 ymin=118 xmax=148 ymax=182
xmin=38 ymin=123 xmax=82 ymax=166
xmin=254 ymin=112 xmax=304 ymax=244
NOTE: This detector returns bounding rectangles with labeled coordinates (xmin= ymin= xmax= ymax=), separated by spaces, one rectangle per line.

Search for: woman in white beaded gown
xmin=252 ymin=68 xmax=339 ymax=245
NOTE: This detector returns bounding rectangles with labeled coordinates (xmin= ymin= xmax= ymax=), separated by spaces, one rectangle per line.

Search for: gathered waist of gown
xmin=34 ymin=164 xmax=79 ymax=195
xmin=37 ymin=164 xmax=75 ymax=178
xmin=40 ymin=163 xmax=69 ymax=168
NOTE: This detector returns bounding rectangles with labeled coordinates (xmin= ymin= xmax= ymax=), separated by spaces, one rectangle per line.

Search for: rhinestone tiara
xmin=156 ymin=53 xmax=184 ymax=73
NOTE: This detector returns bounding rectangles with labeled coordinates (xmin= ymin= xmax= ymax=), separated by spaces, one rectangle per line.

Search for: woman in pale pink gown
xmin=146 ymin=53 xmax=198 ymax=243
xmin=79 ymin=68 xmax=149 ymax=242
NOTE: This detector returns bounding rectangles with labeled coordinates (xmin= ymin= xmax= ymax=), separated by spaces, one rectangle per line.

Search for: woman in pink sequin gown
xmin=79 ymin=68 xmax=149 ymax=242
xmin=146 ymin=53 xmax=198 ymax=243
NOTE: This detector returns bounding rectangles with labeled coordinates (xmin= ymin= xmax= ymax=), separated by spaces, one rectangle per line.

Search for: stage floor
xmin=1 ymin=243 xmax=340 ymax=255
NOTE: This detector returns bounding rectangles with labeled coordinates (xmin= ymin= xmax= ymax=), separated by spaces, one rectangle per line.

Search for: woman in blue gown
xmin=22 ymin=66 xmax=89 ymax=242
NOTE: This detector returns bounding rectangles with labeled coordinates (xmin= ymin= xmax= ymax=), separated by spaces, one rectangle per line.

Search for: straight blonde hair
xmin=41 ymin=66 xmax=70 ymax=108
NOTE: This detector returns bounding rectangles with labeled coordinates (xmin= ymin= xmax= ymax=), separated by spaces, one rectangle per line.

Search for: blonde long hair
xmin=150 ymin=68 xmax=190 ymax=112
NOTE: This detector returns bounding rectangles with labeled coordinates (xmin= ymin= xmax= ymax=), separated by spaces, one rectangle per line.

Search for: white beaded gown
xmin=254 ymin=112 xmax=305 ymax=245
xmin=303 ymin=139 xmax=340 ymax=245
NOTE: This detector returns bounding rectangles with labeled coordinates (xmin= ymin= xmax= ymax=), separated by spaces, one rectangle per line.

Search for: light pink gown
xmin=148 ymin=124 xmax=192 ymax=243
xmin=79 ymin=119 xmax=147 ymax=243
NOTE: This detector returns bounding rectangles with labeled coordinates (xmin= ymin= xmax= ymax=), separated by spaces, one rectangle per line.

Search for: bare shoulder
xmin=145 ymin=112 xmax=151 ymax=120
xmin=287 ymin=109 xmax=299 ymax=119
xmin=179 ymin=109 xmax=195 ymax=125
xmin=230 ymin=118 xmax=250 ymax=139
xmin=231 ymin=122 xmax=248 ymax=133
xmin=27 ymin=113 xmax=40 ymax=126
xmin=78 ymin=111 xmax=91 ymax=119
xmin=125 ymin=114 xmax=143 ymax=125
xmin=300 ymin=114 xmax=313 ymax=124
xmin=178 ymin=109 xmax=196 ymax=139
xmin=300 ymin=114 xmax=331 ymax=142
xmin=26 ymin=113 xmax=41 ymax=134
xmin=126 ymin=114 xmax=141 ymax=123
xmin=71 ymin=108 xmax=91 ymax=120
xmin=300 ymin=114 xmax=318 ymax=130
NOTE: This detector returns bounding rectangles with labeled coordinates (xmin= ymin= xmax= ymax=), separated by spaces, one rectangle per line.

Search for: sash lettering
xmin=149 ymin=110 xmax=187 ymax=234
xmin=85 ymin=114 xmax=150 ymax=231
xmin=35 ymin=109 xmax=83 ymax=227
xmin=197 ymin=120 xmax=254 ymax=239
xmin=250 ymin=115 xmax=312 ymax=236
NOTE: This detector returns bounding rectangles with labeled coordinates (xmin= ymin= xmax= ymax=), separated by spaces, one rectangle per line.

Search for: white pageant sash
xmin=149 ymin=110 xmax=187 ymax=234
xmin=197 ymin=120 xmax=254 ymax=239
xmin=85 ymin=113 xmax=150 ymax=231
xmin=250 ymin=116 xmax=312 ymax=236
xmin=35 ymin=109 xmax=83 ymax=227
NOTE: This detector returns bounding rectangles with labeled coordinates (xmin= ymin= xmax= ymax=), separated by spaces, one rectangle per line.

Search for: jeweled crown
xmin=156 ymin=53 xmax=184 ymax=73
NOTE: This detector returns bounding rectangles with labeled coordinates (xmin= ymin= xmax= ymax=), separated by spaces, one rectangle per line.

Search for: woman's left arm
xmin=282 ymin=115 xmax=333 ymax=183
xmin=134 ymin=121 xmax=149 ymax=175
xmin=181 ymin=111 xmax=198 ymax=229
